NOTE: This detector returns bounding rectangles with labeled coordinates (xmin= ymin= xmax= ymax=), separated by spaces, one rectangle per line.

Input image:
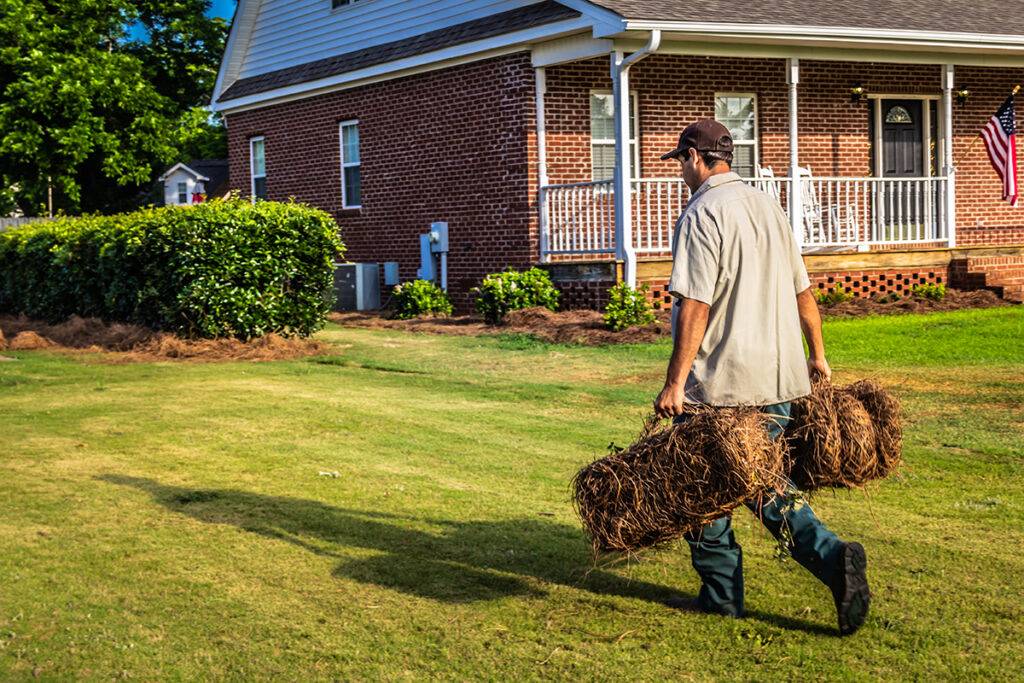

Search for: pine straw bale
xmin=572 ymin=407 xmax=786 ymax=555
xmin=9 ymin=331 xmax=54 ymax=350
xmin=786 ymin=381 xmax=902 ymax=490
xmin=846 ymin=379 xmax=903 ymax=478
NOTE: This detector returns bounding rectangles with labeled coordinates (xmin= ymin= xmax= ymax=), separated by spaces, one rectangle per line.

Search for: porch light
xmin=955 ymin=87 xmax=971 ymax=107
xmin=849 ymin=83 xmax=866 ymax=104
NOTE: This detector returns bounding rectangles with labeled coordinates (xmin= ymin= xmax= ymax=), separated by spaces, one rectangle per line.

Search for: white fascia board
xmin=554 ymin=0 xmax=626 ymax=37
xmin=211 ymin=16 xmax=595 ymax=114
xmin=612 ymin=35 xmax=1024 ymax=68
xmin=623 ymin=20 xmax=1024 ymax=53
xmin=532 ymin=34 xmax=614 ymax=67
xmin=211 ymin=0 xmax=263 ymax=107
xmin=159 ymin=163 xmax=208 ymax=182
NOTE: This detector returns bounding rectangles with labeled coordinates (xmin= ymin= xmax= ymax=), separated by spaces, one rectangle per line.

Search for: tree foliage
xmin=0 ymin=0 xmax=228 ymax=215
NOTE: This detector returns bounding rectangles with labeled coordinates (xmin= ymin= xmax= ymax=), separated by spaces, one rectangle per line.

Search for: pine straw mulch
xmin=0 ymin=315 xmax=327 ymax=363
xmin=330 ymin=289 xmax=1010 ymax=346
xmin=331 ymin=307 xmax=672 ymax=345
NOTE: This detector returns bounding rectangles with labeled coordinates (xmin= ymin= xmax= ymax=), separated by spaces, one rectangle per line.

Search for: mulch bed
xmin=0 ymin=315 xmax=326 ymax=362
xmin=330 ymin=288 xmax=1010 ymax=346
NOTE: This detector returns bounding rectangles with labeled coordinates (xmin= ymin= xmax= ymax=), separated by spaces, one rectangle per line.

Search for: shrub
xmin=391 ymin=280 xmax=452 ymax=319
xmin=603 ymin=282 xmax=656 ymax=331
xmin=0 ymin=199 xmax=344 ymax=339
xmin=911 ymin=282 xmax=946 ymax=301
xmin=813 ymin=284 xmax=855 ymax=306
xmin=473 ymin=267 xmax=560 ymax=324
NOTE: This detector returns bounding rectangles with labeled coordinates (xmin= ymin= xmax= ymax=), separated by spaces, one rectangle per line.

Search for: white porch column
xmin=942 ymin=63 xmax=957 ymax=247
xmin=535 ymin=66 xmax=550 ymax=262
xmin=611 ymin=50 xmax=636 ymax=285
xmin=787 ymin=58 xmax=804 ymax=248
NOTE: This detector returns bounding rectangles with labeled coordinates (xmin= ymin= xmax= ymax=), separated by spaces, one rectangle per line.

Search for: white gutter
xmin=623 ymin=20 xmax=1024 ymax=52
xmin=612 ymin=29 xmax=660 ymax=288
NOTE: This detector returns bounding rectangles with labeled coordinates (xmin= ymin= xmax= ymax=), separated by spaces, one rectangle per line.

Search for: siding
xmin=239 ymin=0 xmax=541 ymax=79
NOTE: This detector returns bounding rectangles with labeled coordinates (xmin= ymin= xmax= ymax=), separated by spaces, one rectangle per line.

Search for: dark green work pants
xmin=678 ymin=402 xmax=844 ymax=617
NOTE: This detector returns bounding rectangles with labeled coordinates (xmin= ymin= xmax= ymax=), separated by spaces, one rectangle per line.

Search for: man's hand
xmin=807 ymin=356 xmax=832 ymax=382
xmin=654 ymin=381 xmax=688 ymax=418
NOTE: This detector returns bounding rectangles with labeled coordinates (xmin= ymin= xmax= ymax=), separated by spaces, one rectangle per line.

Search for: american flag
xmin=980 ymin=93 xmax=1018 ymax=207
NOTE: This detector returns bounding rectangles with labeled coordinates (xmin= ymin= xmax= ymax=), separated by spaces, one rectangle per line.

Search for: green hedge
xmin=0 ymin=199 xmax=344 ymax=339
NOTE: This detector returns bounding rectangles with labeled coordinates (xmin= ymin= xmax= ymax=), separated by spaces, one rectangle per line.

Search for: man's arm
xmin=796 ymin=287 xmax=832 ymax=381
xmin=654 ymin=297 xmax=710 ymax=418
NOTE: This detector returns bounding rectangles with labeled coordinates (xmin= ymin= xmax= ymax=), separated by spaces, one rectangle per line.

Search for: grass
xmin=1 ymin=307 xmax=1022 ymax=680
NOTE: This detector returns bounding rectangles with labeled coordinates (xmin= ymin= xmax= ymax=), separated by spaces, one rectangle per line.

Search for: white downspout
xmin=942 ymin=63 xmax=957 ymax=248
xmin=612 ymin=30 xmax=661 ymax=288
xmin=535 ymin=66 xmax=550 ymax=263
xmin=787 ymin=58 xmax=804 ymax=249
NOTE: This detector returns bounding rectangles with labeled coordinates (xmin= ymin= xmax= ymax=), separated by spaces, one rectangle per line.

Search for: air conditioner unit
xmin=333 ymin=263 xmax=380 ymax=311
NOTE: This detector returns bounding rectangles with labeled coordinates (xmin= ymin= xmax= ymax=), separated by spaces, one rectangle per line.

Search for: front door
xmin=881 ymin=100 xmax=923 ymax=178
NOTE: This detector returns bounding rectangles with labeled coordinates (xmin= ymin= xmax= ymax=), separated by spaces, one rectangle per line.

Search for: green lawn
xmin=1 ymin=307 xmax=1022 ymax=680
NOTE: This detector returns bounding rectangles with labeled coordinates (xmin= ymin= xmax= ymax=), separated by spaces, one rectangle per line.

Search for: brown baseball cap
xmin=660 ymin=119 xmax=734 ymax=161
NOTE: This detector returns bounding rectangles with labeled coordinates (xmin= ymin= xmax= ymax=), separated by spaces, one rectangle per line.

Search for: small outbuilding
xmin=159 ymin=160 xmax=229 ymax=206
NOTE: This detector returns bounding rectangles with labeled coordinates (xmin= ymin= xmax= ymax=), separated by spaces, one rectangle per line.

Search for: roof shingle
xmin=587 ymin=0 xmax=1024 ymax=36
xmin=218 ymin=1 xmax=580 ymax=102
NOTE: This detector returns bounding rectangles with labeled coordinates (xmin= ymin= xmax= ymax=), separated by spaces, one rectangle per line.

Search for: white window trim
xmin=177 ymin=182 xmax=188 ymax=205
xmin=249 ymin=136 xmax=266 ymax=203
xmin=339 ymin=119 xmax=362 ymax=209
xmin=714 ymin=92 xmax=759 ymax=177
xmin=330 ymin=0 xmax=370 ymax=12
xmin=590 ymin=89 xmax=640 ymax=182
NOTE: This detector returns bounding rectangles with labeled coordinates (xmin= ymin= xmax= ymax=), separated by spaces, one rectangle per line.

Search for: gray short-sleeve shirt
xmin=669 ymin=171 xmax=812 ymax=406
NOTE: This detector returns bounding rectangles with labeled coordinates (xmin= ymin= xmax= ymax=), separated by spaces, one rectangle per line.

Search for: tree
xmin=0 ymin=0 xmax=228 ymax=215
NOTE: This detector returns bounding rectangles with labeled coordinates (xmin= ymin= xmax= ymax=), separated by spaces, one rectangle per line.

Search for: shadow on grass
xmin=97 ymin=475 xmax=834 ymax=635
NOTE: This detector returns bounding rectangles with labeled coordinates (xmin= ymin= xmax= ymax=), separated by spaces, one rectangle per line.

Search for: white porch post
xmin=535 ymin=66 xmax=550 ymax=262
xmin=787 ymin=58 xmax=804 ymax=248
xmin=611 ymin=50 xmax=635 ymax=285
xmin=942 ymin=63 xmax=957 ymax=247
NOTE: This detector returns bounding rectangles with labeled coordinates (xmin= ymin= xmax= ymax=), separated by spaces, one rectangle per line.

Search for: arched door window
xmin=885 ymin=105 xmax=913 ymax=124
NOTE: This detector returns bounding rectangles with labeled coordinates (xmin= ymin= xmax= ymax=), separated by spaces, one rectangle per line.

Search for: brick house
xmin=210 ymin=0 xmax=1024 ymax=309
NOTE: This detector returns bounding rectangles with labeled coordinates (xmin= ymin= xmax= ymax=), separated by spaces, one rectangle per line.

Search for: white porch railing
xmin=540 ymin=176 xmax=950 ymax=260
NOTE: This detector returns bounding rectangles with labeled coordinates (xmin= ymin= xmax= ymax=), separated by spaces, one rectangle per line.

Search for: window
xmin=331 ymin=0 xmax=363 ymax=8
xmin=339 ymin=120 xmax=361 ymax=209
xmin=885 ymin=105 xmax=913 ymax=124
xmin=590 ymin=91 xmax=638 ymax=182
xmin=714 ymin=94 xmax=759 ymax=178
xmin=177 ymin=182 xmax=188 ymax=205
xmin=250 ymin=136 xmax=267 ymax=201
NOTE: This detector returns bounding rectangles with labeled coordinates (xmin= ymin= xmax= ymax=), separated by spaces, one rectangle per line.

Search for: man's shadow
xmin=97 ymin=475 xmax=833 ymax=635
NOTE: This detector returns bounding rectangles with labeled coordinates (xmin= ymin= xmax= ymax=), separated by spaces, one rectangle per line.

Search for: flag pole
xmin=955 ymin=84 xmax=1022 ymax=167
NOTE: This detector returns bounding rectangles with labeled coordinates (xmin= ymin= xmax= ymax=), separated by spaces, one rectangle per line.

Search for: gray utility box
xmin=333 ymin=263 xmax=380 ymax=311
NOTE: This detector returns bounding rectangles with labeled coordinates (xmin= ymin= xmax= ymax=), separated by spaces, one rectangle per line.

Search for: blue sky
xmin=128 ymin=0 xmax=237 ymax=40
xmin=209 ymin=0 xmax=236 ymax=20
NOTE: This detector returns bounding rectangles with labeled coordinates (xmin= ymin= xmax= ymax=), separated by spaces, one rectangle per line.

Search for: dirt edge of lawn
xmin=330 ymin=289 xmax=1010 ymax=346
xmin=0 ymin=315 xmax=327 ymax=363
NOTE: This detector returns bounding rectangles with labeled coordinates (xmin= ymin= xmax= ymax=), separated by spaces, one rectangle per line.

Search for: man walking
xmin=653 ymin=120 xmax=870 ymax=636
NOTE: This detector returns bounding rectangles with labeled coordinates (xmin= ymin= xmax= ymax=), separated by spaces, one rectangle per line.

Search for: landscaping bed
xmin=0 ymin=315 xmax=326 ymax=362
xmin=331 ymin=288 xmax=1009 ymax=345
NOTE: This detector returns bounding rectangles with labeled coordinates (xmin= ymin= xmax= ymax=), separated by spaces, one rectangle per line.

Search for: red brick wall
xmin=225 ymin=52 xmax=538 ymax=310
xmin=545 ymin=56 xmax=1024 ymax=247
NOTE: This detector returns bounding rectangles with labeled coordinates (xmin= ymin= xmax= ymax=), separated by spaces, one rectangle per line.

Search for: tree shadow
xmin=96 ymin=475 xmax=834 ymax=635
